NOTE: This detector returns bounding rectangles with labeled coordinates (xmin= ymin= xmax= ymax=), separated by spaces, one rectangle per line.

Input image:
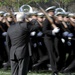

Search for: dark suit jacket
xmin=6 ymin=22 xmax=39 ymax=60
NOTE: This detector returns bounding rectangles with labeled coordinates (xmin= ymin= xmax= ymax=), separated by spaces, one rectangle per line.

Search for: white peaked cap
xmin=16 ymin=12 xmax=26 ymax=22
xmin=37 ymin=12 xmax=44 ymax=16
xmin=13 ymin=12 xmax=19 ymax=16
xmin=45 ymin=6 xmax=56 ymax=12
xmin=68 ymin=13 xmax=75 ymax=17
xmin=4 ymin=13 xmax=10 ymax=16
xmin=0 ymin=11 xmax=5 ymax=14
xmin=29 ymin=11 xmax=38 ymax=15
xmin=55 ymin=12 xmax=65 ymax=16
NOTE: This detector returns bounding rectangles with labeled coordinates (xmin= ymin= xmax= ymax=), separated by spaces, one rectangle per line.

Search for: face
xmin=57 ymin=15 xmax=63 ymax=22
xmin=63 ymin=16 xmax=69 ymax=22
xmin=48 ymin=11 xmax=54 ymax=16
xmin=2 ymin=18 xmax=6 ymax=23
xmin=7 ymin=16 xmax=12 ymax=22
xmin=31 ymin=15 xmax=37 ymax=20
xmin=0 ymin=15 xmax=3 ymax=21
xmin=28 ymin=17 xmax=32 ymax=21
xmin=70 ymin=17 xmax=75 ymax=23
xmin=37 ymin=17 xmax=43 ymax=22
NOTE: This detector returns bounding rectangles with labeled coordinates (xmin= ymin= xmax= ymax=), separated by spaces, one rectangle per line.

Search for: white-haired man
xmin=6 ymin=12 xmax=40 ymax=75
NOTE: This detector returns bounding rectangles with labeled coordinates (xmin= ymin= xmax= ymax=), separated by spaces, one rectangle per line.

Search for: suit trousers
xmin=10 ymin=55 xmax=30 ymax=75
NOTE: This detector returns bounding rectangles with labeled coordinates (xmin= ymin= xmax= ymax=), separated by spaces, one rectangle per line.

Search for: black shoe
xmin=47 ymin=64 xmax=52 ymax=71
xmin=63 ymin=68 xmax=70 ymax=73
xmin=2 ymin=62 xmax=10 ymax=70
xmin=52 ymin=72 xmax=58 ymax=75
xmin=32 ymin=62 xmax=41 ymax=68
xmin=60 ymin=67 xmax=66 ymax=73
xmin=32 ymin=62 xmax=42 ymax=68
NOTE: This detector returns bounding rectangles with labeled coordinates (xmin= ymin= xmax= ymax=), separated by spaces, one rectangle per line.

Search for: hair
xmin=16 ymin=12 xmax=25 ymax=22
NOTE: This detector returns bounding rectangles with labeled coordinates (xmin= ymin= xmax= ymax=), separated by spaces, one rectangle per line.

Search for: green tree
xmin=0 ymin=0 xmax=50 ymax=11
xmin=53 ymin=0 xmax=74 ymax=11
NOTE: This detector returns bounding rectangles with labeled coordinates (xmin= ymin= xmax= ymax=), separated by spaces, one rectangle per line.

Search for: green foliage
xmin=0 ymin=69 xmax=75 ymax=75
xmin=53 ymin=0 xmax=74 ymax=10
xmin=0 ymin=2 xmax=2 ymax=6
xmin=54 ymin=0 xmax=74 ymax=5
xmin=61 ymin=0 xmax=74 ymax=4
xmin=0 ymin=0 xmax=74 ymax=11
xmin=44 ymin=0 xmax=49 ymax=3
xmin=0 ymin=0 xmax=49 ymax=7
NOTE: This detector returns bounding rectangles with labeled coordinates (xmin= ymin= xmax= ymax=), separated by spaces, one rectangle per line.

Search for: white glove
xmin=30 ymin=31 xmax=36 ymax=36
xmin=37 ymin=32 xmax=43 ymax=37
xmin=2 ymin=32 xmax=7 ymax=36
xmin=61 ymin=38 xmax=65 ymax=43
xmin=68 ymin=37 xmax=72 ymax=40
xmin=62 ymin=31 xmax=69 ymax=37
xmin=52 ymin=27 xmax=60 ymax=35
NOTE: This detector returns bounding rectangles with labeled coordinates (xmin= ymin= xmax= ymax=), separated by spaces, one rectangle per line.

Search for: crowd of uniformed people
xmin=0 ymin=5 xmax=75 ymax=75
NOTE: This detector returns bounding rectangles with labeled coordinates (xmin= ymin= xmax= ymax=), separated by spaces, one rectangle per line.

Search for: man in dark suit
xmin=6 ymin=12 xmax=40 ymax=75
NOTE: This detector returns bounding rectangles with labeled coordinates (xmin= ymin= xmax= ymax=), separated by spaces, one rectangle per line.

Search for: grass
xmin=0 ymin=69 xmax=75 ymax=75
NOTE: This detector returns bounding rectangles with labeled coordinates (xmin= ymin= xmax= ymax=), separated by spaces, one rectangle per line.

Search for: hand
xmin=2 ymin=32 xmax=7 ymax=36
xmin=67 ymin=41 xmax=71 ymax=46
xmin=37 ymin=32 xmax=43 ymax=37
xmin=62 ymin=31 xmax=69 ymax=37
xmin=67 ymin=33 xmax=73 ymax=37
xmin=30 ymin=31 xmax=36 ymax=36
xmin=61 ymin=38 xmax=65 ymax=43
xmin=52 ymin=27 xmax=60 ymax=35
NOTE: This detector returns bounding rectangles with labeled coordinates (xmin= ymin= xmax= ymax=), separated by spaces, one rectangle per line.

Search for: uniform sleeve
xmin=28 ymin=21 xmax=40 ymax=32
xmin=42 ymin=19 xmax=53 ymax=36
